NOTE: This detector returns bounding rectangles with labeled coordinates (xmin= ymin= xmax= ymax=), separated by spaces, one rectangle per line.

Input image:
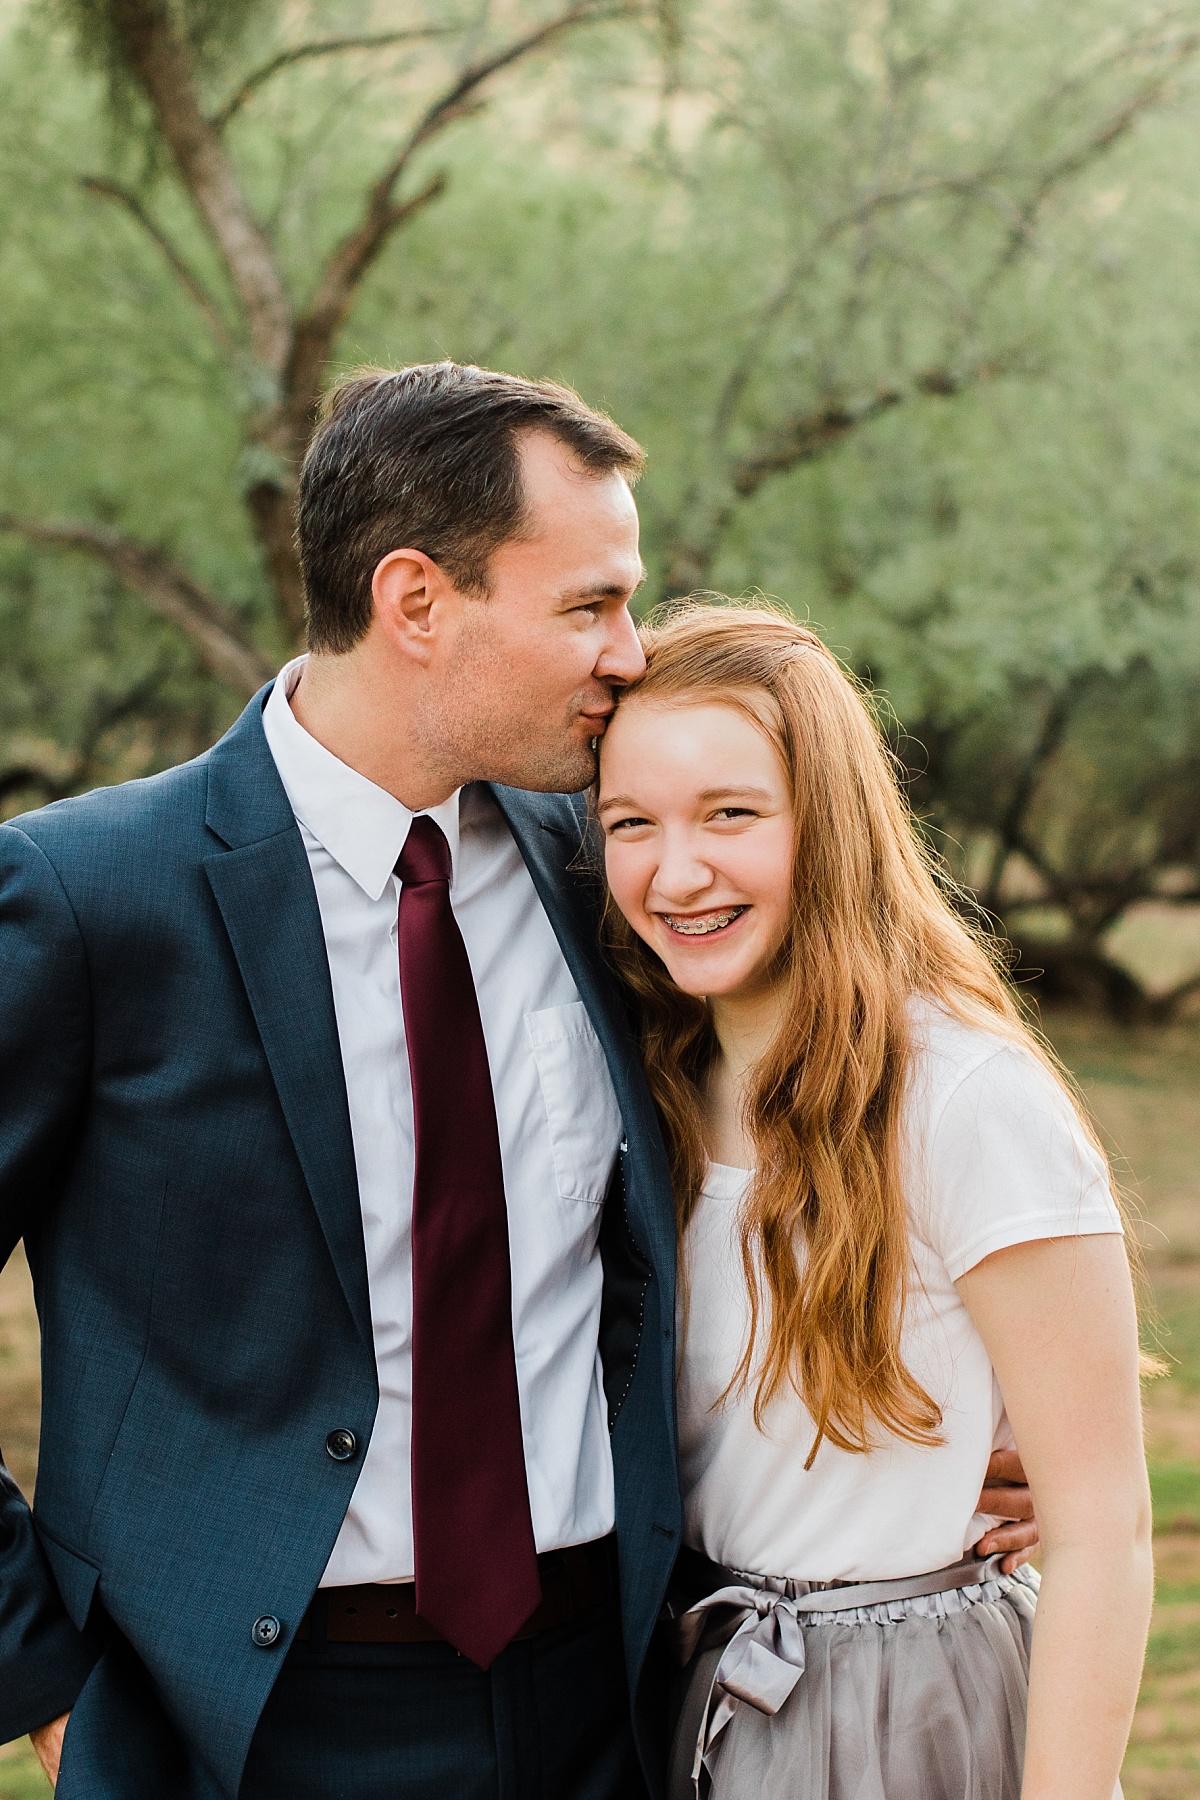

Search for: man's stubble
xmin=418 ymin=625 xmax=601 ymax=798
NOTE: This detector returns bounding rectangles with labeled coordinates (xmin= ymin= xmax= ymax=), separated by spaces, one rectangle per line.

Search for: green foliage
xmin=1151 ymin=1293 xmax=1200 ymax=1396
xmin=1 ymin=0 xmax=1199 ymax=981
xmin=0 ymin=539 xmax=236 ymax=815
xmin=1144 ymin=1615 xmax=1200 ymax=1677
xmin=0 ymin=1736 xmax=49 ymax=1800
xmin=45 ymin=0 xmax=269 ymax=86
xmin=0 ymin=15 xmax=265 ymax=793
xmin=1150 ymin=1462 xmax=1200 ymax=1532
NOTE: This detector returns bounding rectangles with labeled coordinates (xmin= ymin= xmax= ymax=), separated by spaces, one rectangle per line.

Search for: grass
xmin=1044 ymin=1007 xmax=1200 ymax=1797
xmin=1150 ymin=1464 xmax=1200 ymax=1533
xmin=1150 ymin=1287 xmax=1200 ymax=1394
xmin=0 ymin=1740 xmax=45 ymax=1797
xmin=1 ymin=1006 xmax=1199 ymax=1797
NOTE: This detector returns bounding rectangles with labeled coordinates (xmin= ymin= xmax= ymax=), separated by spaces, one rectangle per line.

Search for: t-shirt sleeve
xmin=914 ymin=1040 xmax=1124 ymax=1280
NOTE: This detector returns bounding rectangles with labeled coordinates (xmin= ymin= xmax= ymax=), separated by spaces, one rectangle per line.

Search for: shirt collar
xmin=262 ymin=655 xmax=462 ymax=903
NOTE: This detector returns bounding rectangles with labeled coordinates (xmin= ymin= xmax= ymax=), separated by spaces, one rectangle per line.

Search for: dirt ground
xmin=2 ymin=1008 xmax=1199 ymax=1796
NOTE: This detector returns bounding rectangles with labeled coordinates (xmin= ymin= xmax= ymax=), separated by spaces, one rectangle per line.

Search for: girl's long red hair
xmin=602 ymin=601 xmax=1114 ymax=1463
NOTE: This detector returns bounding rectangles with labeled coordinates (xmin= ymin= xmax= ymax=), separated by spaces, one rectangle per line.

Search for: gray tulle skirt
xmin=668 ymin=1554 xmax=1114 ymax=1800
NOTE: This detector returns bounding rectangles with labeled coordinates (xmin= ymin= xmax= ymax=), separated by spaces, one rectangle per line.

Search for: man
xmin=0 ymin=363 xmax=1034 ymax=1798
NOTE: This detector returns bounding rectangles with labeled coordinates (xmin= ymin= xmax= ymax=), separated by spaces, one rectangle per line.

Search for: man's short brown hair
xmin=296 ymin=362 xmax=645 ymax=653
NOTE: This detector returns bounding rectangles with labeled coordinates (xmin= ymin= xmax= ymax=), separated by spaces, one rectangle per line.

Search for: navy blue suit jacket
xmin=0 ymin=691 xmax=681 ymax=1798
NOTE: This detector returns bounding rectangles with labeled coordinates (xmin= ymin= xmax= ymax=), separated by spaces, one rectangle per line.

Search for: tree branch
xmin=284 ymin=1 xmax=633 ymax=431
xmin=982 ymin=681 xmax=1084 ymax=911
xmin=396 ymin=1 xmax=632 ymax=175
xmin=984 ymin=41 xmax=1200 ymax=288
xmin=1003 ymin=832 xmax=1165 ymax=942
xmin=107 ymin=0 xmax=291 ymax=372
xmin=728 ymin=387 xmax=903 ymax=498
xmin=0 ymin=765 xmax=72 ymax=807
xmin=76 ymin=659 xmax=178 ymax=761
xmin=283 ymin=173 xmax=448 ymax=442
xmin=79 ymin=176 xmax=235 ymax=352
xmin=666 ymin=365 xmax=986 ymax=588
xmin=213 ymin=28 xmax=465 ymax=132
xmin=0 ymin=514 xmax=273 ymax=696
xmin=711 ymin=24 xmax=1200 ymax=479
xmin=1156 ymin=968 xmax=1200 ymax=1019
xmin=0 ymin=662 xmax=178 ymax=806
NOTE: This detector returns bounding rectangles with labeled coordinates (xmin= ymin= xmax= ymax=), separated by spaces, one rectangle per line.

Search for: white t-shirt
xmin=677 ymin=1000 xmax=1123 ymax=1582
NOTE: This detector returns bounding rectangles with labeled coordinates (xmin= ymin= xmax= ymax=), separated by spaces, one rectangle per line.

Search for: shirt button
xmin=325 ymin=1428 xmax=358 ymax=1462
xmin=251 ymin=1615 xmax=282 ymax=1648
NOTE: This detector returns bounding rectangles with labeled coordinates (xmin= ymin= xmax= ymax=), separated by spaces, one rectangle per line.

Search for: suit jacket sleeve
xmin=0 ymin=823 xmax=99 ymax=1737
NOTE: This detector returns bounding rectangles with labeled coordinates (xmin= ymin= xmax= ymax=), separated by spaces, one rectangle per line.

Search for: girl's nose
xmin=651 ymin=833 xmax=714 ymax=906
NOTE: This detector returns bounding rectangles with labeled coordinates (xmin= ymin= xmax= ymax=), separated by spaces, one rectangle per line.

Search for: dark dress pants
xmin=238 ymin=1594 xmax=649 ymax=1800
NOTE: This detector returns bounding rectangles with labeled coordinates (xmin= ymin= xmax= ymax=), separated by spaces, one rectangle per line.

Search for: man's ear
xmin=371 ymin=548 xmax=458 ymax=663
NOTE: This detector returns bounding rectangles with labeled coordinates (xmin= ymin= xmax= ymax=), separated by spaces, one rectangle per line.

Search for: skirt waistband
xmin=669 ymin=1553 xmax=1033 ymax=1800
xmin=671 ymin=1546 xmax=1015 ymax=1618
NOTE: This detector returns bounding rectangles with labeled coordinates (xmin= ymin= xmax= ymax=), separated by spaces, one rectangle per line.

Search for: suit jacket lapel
xmin=202 ymin=695 xmax=372 ymax=1349
xmin=490 ymin=787 xmax=625 ymax=1049
xmin=490 ymin=783 xmax=677 ymax=1279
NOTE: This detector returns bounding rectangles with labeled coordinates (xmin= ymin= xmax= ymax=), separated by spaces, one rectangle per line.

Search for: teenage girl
xmin=597 ymin=604 xmax=1151 ymax=1800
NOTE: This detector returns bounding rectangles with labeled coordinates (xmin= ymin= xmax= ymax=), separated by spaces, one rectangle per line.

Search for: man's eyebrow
xmin=557 ymin=565 xmax=647 ymax=604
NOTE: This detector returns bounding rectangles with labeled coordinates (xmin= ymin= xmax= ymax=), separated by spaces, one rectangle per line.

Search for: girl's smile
xmin=657 ymin=905 xmax=749 ymax=937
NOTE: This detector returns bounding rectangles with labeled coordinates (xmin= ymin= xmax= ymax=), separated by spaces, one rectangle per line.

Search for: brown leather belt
xmin=296 ymin=1535 xmax=618 ymax=1647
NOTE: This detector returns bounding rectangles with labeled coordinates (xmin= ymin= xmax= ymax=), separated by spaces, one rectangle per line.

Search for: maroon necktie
xmin=396 ymin=815 xmax=541 ymax=1668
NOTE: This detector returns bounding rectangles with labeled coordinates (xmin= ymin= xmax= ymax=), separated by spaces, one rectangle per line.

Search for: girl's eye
xmin=712 ymin=807 xmax=756 ymax=821
xmin=606 ymin=815 xmax=651 ymax=833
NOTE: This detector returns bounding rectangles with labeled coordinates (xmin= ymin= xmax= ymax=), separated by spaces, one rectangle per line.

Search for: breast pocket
xmin=526 ymin=1001 xmax=623 ymax=1205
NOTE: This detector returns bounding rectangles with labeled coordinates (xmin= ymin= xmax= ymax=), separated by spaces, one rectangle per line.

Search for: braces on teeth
xmin=663 ymin=907 xmax=748 ymax=936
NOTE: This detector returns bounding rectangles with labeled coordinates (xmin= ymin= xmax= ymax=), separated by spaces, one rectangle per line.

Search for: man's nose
xmin=596 ymin=605 xmax=646 ymax=686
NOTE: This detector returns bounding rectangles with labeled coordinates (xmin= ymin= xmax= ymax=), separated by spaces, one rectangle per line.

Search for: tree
xmin=0 ymin=0 xmax=640 ymax=692
xmin=632 ymin=2 xmax=1200 ymax=597
xmin=4 ymin=0 xmax=1200 ymax=1014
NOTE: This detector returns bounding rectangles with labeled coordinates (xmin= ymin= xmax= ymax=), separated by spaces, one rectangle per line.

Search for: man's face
xmin=432 ymin=431 xmax=646 ymax=793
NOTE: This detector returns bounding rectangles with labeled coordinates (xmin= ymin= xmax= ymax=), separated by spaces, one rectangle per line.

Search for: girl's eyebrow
xmin=695 ymin=786 xmax=774 ymax=803
xmin=598 ymin=784 xmax=774 ymax=813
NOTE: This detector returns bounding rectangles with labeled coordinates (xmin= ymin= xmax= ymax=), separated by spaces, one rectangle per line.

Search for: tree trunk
xmin=1007 ymin=935 xmax=1153 ymax=1024
xmin=245 ymin=479 xmax=306 ymax=643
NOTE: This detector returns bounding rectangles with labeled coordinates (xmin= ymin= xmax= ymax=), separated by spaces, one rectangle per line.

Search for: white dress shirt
xmin=262 ymin=658 xmax=621 ymax=1584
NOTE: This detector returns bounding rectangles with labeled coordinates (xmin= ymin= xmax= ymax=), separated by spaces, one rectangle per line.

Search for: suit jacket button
xmin=252 ymin=1616 xmax=282 ymax=1648
xmin=325 ymin=1428 xmax=357 ymax=1462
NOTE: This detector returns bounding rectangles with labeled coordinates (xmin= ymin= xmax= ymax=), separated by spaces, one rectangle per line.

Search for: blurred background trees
xmin=2 ymin=0 xmax=1200 ymax=1015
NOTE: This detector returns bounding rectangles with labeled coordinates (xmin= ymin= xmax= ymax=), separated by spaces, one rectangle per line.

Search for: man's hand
xmin=29 ymin=1712 xmax=69 ymax=1787
xmin=974 ymin=1446 xmax=1039 ymax=1573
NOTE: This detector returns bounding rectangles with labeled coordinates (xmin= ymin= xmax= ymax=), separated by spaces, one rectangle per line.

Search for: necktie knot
xmin=396 ymin=815 xmax=451 ymax=887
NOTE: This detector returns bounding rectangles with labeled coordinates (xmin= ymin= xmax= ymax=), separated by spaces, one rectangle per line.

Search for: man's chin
xmin=523 ymin=747 xmax=599 ymax=796
xmin=481 ymin=737 xmax=598 ymax=797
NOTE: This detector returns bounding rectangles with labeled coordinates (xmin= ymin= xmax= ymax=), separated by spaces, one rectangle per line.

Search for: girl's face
xmin=598 ymin=697 xmax=795 ymax=1003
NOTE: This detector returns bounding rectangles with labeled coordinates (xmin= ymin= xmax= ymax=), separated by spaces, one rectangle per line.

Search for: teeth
xmin=662 ymin=907 xmax=747 ymax=936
